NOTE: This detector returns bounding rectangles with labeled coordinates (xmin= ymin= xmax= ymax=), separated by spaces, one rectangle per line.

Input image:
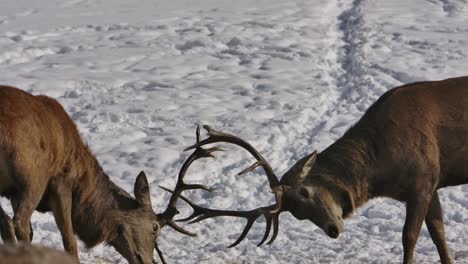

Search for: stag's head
xmin=108 ymin=171 xmax=159 ymax=264
xmin=109 ymin=146 xmax=218 ymax=264
xmin=280 ymin=152 xmax=355 ymax=239
xmin=180 ymin=125 xmax=355 ymax=247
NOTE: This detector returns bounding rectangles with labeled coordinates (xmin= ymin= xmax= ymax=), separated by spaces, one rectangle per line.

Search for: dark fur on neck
xmin=304 ymin=90 xmax=398 ymax=214
xmin=315 ymin=124 xmax=378 ymax=208
xmin=71 ymin=163 xmax=138 ymax=248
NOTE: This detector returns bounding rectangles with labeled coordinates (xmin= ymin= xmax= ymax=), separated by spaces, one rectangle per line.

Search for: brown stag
xmin=0 ymin=85 xmax=213 ymax=264
xmin=180 ymin=76 xmax=468 ymax=264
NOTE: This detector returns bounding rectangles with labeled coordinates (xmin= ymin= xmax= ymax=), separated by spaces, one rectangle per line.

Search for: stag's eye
xmin=153 ymin=223 xmax=160 ymax=234
xmin=299 ymin=187 xmax=310 ymax=198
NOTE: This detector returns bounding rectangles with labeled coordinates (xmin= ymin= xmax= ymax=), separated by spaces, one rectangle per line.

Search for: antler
xmin=157 ymin=125 xmax=223 ymax=236
xmin=179 ymin=125 xmax=285 ymax=247
xmin=155 ymin=126 xmax=224 ymax=264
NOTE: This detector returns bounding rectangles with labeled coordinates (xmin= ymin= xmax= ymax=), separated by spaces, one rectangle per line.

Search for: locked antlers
xmin=179 ymin=125 xmax=286 ymax=247
xmin=156 ymin=126 xmax=223 ymax=263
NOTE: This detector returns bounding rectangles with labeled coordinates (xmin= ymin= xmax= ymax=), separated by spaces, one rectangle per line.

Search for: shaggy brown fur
xmin=0 ymin=86 xmax=160 ymax=264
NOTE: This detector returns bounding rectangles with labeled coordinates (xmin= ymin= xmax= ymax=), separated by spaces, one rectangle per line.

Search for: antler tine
xmin=154 ymin=242 xmax=167 ymax=264
xmin=159 ymin=125 xmax=223 ymax=234
xmin=257 ymin=215 xmax=273 ymax=247
xmin=166 ymin=221 xmax=197 ymax=237
xmin=237 ymin=161 xmax=263 ymax=176
xmin=267 ymin=213 xmax=280 ymax=245
xmin=185 ymin=125 xmax=280 ymax=190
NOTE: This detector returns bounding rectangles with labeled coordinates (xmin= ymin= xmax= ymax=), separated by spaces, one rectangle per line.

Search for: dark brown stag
xmin=0 ymin=85 xmax=213 ymax=264
xmin=181 ymin=76 xmax=468 ymax=264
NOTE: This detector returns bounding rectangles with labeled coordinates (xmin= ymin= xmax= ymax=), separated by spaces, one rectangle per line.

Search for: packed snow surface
xmin=1 ymin=0 xmax=468 ymax=263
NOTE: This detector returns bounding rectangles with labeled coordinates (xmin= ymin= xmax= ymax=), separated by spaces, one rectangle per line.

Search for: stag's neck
xmin=315 ymin=125 xmax=378 ymax=208
xmin=71 ymin=164 xmax=138 ymax=248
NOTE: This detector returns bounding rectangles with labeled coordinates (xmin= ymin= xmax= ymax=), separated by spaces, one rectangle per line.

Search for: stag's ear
xmin=298 ymin=151 xmax=317 ymax=182
xmin=340 ymin=189 xmax=355 ymax=218
xmin=281 ymin=151 xmax=318 ymax=186
xmin=134 ymin=171 xmax=152 ymax=208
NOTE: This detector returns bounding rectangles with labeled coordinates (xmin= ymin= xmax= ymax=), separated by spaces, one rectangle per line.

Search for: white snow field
xmin=1 ymin=0 xmax=468 ymax=263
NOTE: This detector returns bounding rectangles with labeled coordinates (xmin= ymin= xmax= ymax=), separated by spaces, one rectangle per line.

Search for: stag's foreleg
xmin=402 ymin=172 xmax=438 ymax=264
xmin=425 ymin=192 xmax=452 ymax=264
xmin=12 ymin=176 xmax=48 ymax=242
xmin=49 ymin=179 xmax=78 ymax=259
xmin=0 ymin=205 xmax=16 ymax=242
xmin=11 ymin=198 xmax=33 ymax=241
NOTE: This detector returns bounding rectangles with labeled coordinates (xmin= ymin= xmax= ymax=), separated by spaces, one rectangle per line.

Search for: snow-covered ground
xmin=1 ymin=0 xmax=468 ymax=263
